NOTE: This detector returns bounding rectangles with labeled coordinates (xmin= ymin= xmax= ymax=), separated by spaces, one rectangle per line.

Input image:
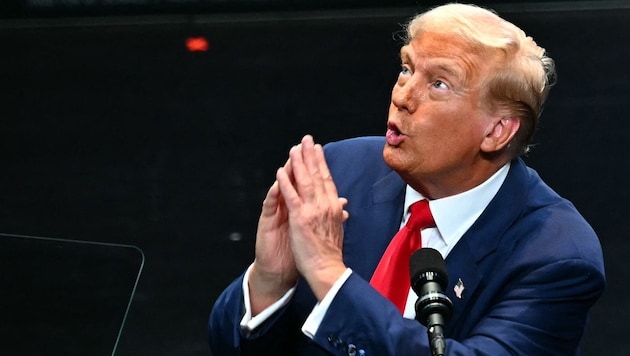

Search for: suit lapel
xmin=443 ymin=159 xmax=529 ymax=331
xmin=342 ymin=170 xmax=406 ymax=279
xmin=342 ymin=155 xmax=533 ymax=335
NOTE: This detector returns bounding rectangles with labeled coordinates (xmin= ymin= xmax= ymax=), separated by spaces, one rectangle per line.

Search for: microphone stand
xmin=425 ymin=312 xmax=447 ymax=356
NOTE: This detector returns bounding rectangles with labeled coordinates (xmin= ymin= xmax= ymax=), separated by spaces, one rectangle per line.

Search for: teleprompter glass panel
xmin=0 ymin=233 xmax=144 ymax=356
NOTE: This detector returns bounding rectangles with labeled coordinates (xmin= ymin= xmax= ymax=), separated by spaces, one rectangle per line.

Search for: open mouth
xmin=386 ymin=122 xmax=405 ymax=146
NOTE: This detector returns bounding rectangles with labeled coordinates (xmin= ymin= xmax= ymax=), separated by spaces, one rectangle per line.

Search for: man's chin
xmin=382 ymin=145 xmax=401 ymax=169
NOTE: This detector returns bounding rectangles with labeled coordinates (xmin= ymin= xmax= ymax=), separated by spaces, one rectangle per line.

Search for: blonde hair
xmin=406 ymin=3 xmax=556 ymax=156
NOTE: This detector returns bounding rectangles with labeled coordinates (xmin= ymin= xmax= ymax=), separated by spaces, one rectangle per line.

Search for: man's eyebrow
xmin=431 ymin=62 xmax=462 ymax=78
xmin=398 ymin=47 xmax=467 ymax=84
xmin=425 ymin=59 xmax=469 ymax=88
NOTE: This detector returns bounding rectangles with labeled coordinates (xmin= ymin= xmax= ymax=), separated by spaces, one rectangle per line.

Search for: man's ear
xmin=481 ymin=117 xmax=520 ymax=153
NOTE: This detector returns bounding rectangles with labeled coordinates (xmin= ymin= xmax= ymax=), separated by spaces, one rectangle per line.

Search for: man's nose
xmin=391 ymin=81 xmax=418 ymax=113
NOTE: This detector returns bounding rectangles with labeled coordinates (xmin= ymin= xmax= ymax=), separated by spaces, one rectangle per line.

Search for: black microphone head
xmin=410 ymin=248 xmax=453 ymax=332
xmin=410 ymin=248 xmax=448 ymax=291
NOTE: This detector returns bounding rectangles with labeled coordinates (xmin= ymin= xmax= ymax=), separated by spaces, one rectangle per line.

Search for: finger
xmin=265 ymin=156 xmax=293 ymax=213
xmin=261 ymin=181 xmax=280 ymax=217
xmin=276 ymin=166 xmax=302 ymax=212
xmin=314 ymin=143 xmax=340 ymax=202
xmin=339 ymin=197 xmax=350 ymax=222
xmin=289 ymin=141 xmax=315 ymax=202
xmin=282 ymin=155 xmax=295 ymax=188
xmin=302 ymin=135 xmax=327 ymax=198
xmin=301 ymin=135 xmax=318 ymax=176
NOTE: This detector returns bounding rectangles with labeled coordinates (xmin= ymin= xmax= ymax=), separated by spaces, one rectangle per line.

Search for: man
xmin=209 ymin=3 xmax=605 ymax=355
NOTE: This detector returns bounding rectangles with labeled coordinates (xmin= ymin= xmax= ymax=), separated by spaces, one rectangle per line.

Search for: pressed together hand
xmin=249 ymin=135 xmax=349 ymax=315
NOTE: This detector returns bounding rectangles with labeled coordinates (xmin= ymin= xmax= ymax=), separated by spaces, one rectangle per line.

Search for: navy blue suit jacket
xmin=209 ymin=136 xmax=605 ymax=355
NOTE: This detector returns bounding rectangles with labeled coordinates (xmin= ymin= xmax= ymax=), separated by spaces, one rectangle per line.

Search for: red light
xmin=186 ymin=37 xmax=209 ymax=52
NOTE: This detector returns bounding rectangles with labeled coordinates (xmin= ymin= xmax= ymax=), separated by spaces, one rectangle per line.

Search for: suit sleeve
xmin=208 ymin=274 xmax=309 ymax=355
xmin=454 ymin=258 xmax=605 ymax=355
xmin=311 ymin=248 xmax=605 ymax=355
xmin=208 ymin=275 xmax=245 ymax=356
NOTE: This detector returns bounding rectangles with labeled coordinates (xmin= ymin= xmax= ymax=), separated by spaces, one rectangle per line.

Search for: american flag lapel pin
xmin=454 ymin=278 xmax=465 ymax=299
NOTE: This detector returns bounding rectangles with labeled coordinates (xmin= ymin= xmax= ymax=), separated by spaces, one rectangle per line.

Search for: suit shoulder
xmin=323 ymin=136 xmax=391 ymax=178
xmin=324 ymin=136 xmax=386 ymax=156
xmin=511 ymin=165 xmax=603 ymax=272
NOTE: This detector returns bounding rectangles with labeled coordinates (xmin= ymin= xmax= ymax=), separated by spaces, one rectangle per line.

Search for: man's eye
xmin=400 ymin=66 xmax=411 ymax=76
xmin=433 ymin=80 xmax=449 ymax=90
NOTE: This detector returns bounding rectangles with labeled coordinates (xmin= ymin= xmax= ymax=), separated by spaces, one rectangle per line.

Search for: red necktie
xmin=370 ymin=199 xmax=436 ymax=313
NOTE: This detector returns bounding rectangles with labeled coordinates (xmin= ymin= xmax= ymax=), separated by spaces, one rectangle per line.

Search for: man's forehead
xmin=400 ymin=40 xmax=468 ymax=73
xmin=401 ymin=33 xmax=492 ymax=87
xmin=404 ymin=32 xmax=476 ymax=57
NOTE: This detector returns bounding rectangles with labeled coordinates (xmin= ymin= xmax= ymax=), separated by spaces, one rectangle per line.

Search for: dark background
xmin=1 ymin=0 xmax=628 ymax=355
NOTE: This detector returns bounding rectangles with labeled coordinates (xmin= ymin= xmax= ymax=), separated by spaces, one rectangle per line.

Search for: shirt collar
xmin=403 ymin=163 xmax=510 ymax=248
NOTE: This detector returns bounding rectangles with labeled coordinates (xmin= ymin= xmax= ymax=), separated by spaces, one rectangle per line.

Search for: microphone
xmin=410 ymin=248 xmax=453 ymax=356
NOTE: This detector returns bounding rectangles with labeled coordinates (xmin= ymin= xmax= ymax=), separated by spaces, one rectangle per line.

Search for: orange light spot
xmin=186 ymin=37 xmax=209 ymax=52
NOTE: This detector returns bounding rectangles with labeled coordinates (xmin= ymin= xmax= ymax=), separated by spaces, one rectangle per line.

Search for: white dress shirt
xmin=242 ymin=163 xmax=510 ymax=338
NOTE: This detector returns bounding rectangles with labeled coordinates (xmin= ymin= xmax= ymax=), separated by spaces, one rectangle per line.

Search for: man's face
xmin=383 ymin=32 xmax=499 ymax=198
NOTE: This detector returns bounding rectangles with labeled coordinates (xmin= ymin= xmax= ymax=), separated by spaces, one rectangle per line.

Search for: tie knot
xmin=406 ymin=200 xmax=435 ymax=231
